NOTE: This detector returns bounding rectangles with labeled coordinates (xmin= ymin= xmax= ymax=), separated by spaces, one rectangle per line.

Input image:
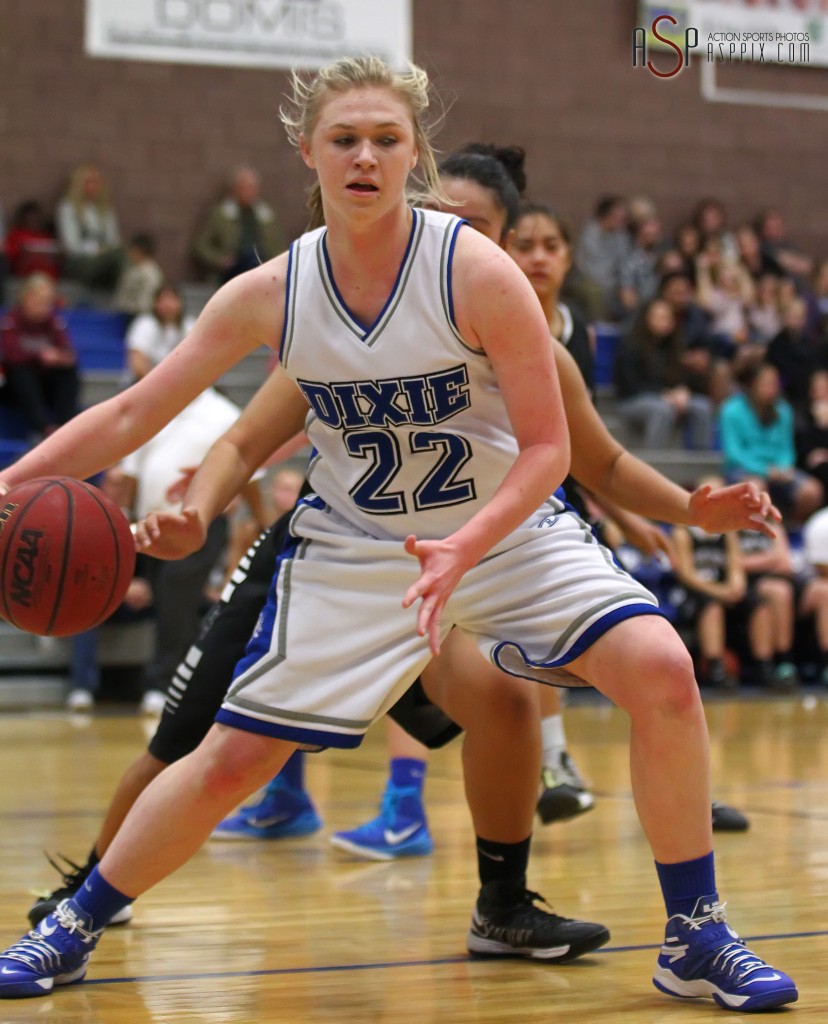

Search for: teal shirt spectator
xmin=719 ymin=391 xmax=795 ymax=478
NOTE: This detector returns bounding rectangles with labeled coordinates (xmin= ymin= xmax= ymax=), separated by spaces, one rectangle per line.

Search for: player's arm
xmin=0 ymin=257 xmax=289 ymax=490
xmin=558 ymin=342 xmax=779 ymax=536
xmin=738 ymin=527 xmax=793 ymax=576
xmin=444 ymin=229 xmax=570 ymax=556
xmin=136 ymin=366 xmax=309 ymax=558
xmin=403 ymin=228 xmax=570 ymax=651
xmin=723 ymin=531 xmax=748 ymax=601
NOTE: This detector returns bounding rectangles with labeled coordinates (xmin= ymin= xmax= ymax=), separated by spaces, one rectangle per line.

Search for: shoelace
xmin=509 ymin=888 xmax=570 ymax=926
xmin=681 ymin=901 xmax=773 ymax=982
xmin=30 ymin=852 xmax=90 ymax=900
xmin=2 ymin=903 xmax=99 ymax=971
xmin=684 ymin=901 xmax=729 ymax=929
xmin=710 ymin=943 xmax=775 ymax=983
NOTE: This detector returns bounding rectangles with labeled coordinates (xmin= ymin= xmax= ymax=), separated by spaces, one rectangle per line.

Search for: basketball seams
xmin=77 ymin=480 xmax=132 ymax=626
xmin=45 ymin=480 xmax=75 ymax=636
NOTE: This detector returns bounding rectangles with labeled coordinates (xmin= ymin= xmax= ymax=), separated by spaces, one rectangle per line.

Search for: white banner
xmin=85 ymin=0 xmax=412 ymax=71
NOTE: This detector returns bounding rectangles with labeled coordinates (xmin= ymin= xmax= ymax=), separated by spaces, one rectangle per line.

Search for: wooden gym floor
xmin=0 ymin=691 xmax=825 ymax=1022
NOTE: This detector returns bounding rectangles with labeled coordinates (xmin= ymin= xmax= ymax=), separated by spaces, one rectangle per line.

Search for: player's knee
xmin=197 ymin=731 xmax=276 ymax=798
xmin=635 ymin=644 xmax=698 ymax=718
xmin=478 ymin=677 xmax=537 ymax=732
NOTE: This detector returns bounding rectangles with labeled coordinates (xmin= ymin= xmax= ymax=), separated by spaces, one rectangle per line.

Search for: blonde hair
xmin=65 ymin=163 xmax=111 ymax=217
xmin=280 ymin=56 xmax=446 ymax=229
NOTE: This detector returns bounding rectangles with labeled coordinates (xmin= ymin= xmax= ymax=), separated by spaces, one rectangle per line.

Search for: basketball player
xmin=28 ymin=151 xmax=754 ymax=944
xmin=0 ymin=57 xmax=795 ymax=1010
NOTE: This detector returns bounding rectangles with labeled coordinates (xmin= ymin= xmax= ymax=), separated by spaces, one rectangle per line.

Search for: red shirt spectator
xmin=0 ymin=272 xmax=78 ymax=434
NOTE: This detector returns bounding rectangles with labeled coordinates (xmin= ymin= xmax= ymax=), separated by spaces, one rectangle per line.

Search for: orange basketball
xmin=0 ymin=477 xmax=135 ymax=636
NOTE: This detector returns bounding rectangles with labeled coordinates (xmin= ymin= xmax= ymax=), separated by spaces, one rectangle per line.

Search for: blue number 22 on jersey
xmin=345 ymin=428 xmax=476 ymax=516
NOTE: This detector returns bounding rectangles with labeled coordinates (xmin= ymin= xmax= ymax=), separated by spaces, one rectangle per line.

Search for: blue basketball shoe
xmin=330 ymin=782 xmax=433 ymax=861
xmin=211 ymin=776 xmax=322 ymax=841
xmin=653 ymin=897 xmax=798 ymax=1011
xmin=0 ymin=900 xmax=101 ymax=999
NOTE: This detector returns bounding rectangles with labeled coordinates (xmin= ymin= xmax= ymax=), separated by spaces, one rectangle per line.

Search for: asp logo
xmin=633 ymin=14 xmax=699 ymax=78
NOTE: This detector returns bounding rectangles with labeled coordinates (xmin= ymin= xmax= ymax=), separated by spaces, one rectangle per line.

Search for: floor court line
xmin=4 ymin=776 xmax=827 ymax=824
xmin=82 ymin=929 xmax=828 ymax=989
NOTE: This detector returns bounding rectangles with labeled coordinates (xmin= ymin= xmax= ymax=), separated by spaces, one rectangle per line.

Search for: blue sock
xmin=389 ymin=757 xmax=426 ymax=792
xmin=269 ymin=751 xmax=305 ymax=794
xmin=70 ymin=866 xmax=133 ymax=931
xmin=655 ymin=851 xmax=717 ymax=919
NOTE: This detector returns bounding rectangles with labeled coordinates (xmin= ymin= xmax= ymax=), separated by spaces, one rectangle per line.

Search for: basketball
xmin=0 ymin=477 xmax=135 ymax=637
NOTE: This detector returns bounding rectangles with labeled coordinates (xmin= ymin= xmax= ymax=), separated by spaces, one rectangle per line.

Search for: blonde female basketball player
xmin=0 ymin=57 xmax=795 ymax=1011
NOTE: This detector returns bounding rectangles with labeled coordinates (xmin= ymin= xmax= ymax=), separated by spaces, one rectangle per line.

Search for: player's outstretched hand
xmin=402 ymin=534 xmax=470 ymax=655
xmin=688 ymin=481 xmax=781 ymax=538
xmin=133 ymin=507 xmax=207 ymax=560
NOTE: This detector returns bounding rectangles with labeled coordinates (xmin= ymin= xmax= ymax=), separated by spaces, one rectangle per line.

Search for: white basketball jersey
xmin=280 ymin=207 xmax=555 ymax=541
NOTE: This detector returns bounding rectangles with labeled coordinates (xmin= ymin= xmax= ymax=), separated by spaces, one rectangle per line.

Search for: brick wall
xmin=1 ymin=0 xmax=826 ymax=280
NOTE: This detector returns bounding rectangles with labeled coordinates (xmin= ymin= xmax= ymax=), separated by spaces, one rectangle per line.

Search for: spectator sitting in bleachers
xmin=574 ymin=194 xmax=631 ymax=321
xmin=674 ymin=223 xmax=701 ymax=284
xmin=191 ymin=166 xmax=284 ymax=284
xmin=695 ymin=244 xmax=755 ymax=356
xmin=0 ymin=272 xmax=79 ymax=437
xmin=4 ymin=200 xmax=61 ymax=281
xmin=619 ymin=215 xmax=664 ymax=315
xmin=658 ymin=270 xmax=711 ymax=351
xmin=795 ymin=368 xmax=828 ymax=497
xmin=692 ymin=197 xmax=739 ymax=264
xmin=125 ymin=284 xmax=194 ymax=381
xmin=56 ymin=163 xmax=123 ymax=293
xmin=748 ymin=273 xmax=785 ymax=347
xmin=766 ymin=295 xmax=828 ymax=418
xmin=736 ymin=223 xmax=780 ymax=282
xmin=756 ymin=207 xmax=814 ymax=282
xmin=113 ymin=233 xmax=164 ymax=317
xmin=614 ymin=297 xmax=714 ymax=449
xmin=719 ymin=360 xmax=823 ymax=524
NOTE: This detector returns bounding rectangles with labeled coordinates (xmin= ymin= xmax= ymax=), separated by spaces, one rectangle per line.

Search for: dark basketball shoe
xmin=28 ymin=854 xmax=132 ymax=930
xmin=711 ymin=802 xmax=750 ymax=832
xmin=537 ymin=752 xmax=595 ymax=824
xmin=467 ymin=881 xmax=610 ymax=962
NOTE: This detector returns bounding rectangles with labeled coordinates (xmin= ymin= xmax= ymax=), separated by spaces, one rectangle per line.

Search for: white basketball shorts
xmin=215 ymin=496 xmax=661 ymax=748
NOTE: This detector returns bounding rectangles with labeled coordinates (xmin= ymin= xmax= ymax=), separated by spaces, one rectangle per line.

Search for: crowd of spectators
xmin=1 ymin=165 xmax=828 ymax=699
xmin=568 ymin=191 xmax=828 ymax=690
